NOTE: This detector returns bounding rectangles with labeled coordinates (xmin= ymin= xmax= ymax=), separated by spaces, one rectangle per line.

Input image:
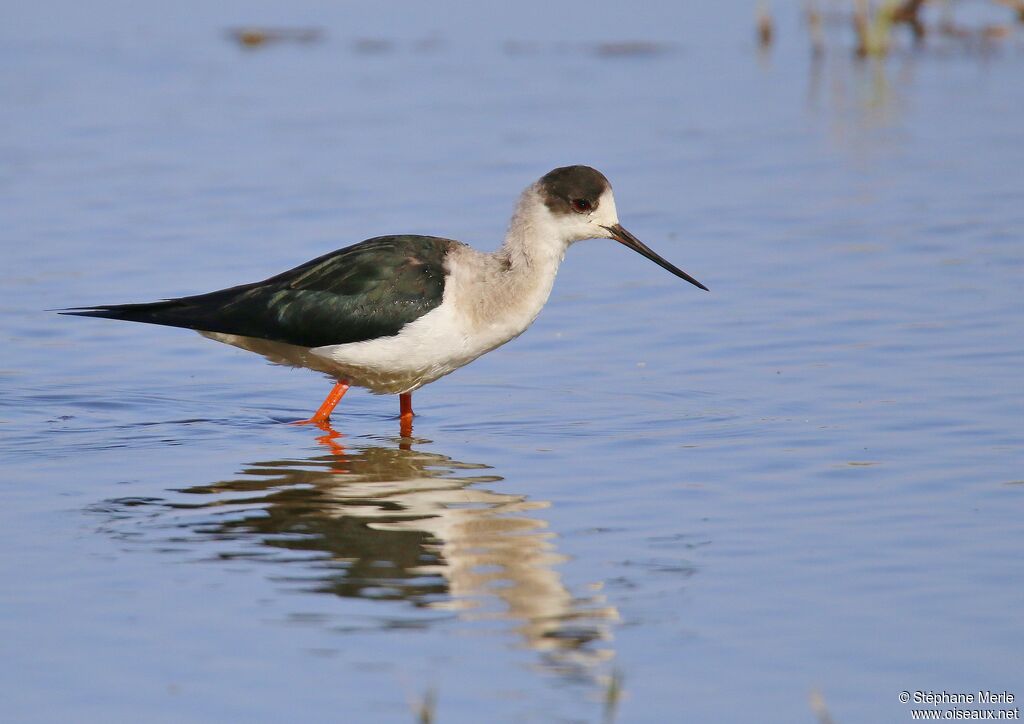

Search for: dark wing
xmin=61 ymin=235 xmax=456 ymax=347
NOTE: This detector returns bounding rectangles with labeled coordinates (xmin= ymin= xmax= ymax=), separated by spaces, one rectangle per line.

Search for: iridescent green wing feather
xmin=63 ymin=235 xmax=456 ymax=347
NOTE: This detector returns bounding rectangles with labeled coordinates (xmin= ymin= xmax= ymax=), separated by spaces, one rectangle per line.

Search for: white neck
xmin=499 ymin=186 xmax=569 ymax=272
xmin=439 ymin=186 xmax=570 ymax=349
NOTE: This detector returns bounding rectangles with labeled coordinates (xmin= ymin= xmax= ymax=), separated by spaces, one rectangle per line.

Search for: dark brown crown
xmin=537 ymin=165 xmax=611 ymax=215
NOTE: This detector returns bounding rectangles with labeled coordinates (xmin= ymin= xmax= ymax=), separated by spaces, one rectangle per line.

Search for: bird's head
xmin=532 ymin=165 xmax=707 ymax=291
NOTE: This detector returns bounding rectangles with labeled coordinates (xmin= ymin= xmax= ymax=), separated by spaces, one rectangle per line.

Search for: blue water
xmin=2 ymin=2 xmax=1023 ymax=722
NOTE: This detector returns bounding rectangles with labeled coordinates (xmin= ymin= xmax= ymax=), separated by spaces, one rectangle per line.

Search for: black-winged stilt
xmin=63 ymin=166 xmax=707 ymax=434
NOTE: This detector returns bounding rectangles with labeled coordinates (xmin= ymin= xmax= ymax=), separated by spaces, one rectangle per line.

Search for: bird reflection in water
xmin=96 ymin=425 xmax=619 ymax=679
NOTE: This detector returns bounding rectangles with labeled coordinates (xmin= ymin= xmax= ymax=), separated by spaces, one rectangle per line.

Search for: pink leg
xmin=296 ymin=380 xmax=350 ymax=427
xmin=400 ymin=392 xmax=413 ymax=437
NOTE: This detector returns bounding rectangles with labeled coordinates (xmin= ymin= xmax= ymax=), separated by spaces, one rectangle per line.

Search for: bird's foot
xmin=292 ymin=416 xmax=334 ymax=430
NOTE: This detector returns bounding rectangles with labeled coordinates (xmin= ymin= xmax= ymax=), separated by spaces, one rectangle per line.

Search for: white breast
xmin=310 ymin=244 xmax=561 ymax=394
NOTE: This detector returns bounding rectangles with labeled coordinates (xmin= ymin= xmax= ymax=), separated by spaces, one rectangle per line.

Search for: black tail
xmin=58 ymin=299 xmax=213 ymax=332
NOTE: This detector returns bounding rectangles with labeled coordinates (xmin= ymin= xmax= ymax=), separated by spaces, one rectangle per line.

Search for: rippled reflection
xmin=94 ymin=427 xmax=618 ymax=679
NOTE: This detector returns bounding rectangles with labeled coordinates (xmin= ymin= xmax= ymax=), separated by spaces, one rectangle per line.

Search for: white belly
xmin=201 ymin=296 xmax=536 ymax=395
xmin=314 ymin=293 xmax=539 ymax=393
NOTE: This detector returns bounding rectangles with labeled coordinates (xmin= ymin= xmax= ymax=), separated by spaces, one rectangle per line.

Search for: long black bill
xmin=603 ymin=224 xmax=708 ymax=291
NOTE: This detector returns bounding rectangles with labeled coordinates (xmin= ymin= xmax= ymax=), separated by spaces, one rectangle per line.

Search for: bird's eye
xmin=571 ymin=198 xmax=592 ymax=213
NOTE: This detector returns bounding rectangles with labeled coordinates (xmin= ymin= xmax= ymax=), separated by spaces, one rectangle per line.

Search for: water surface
xmin=2 ymin=2 xmax=1023 ymax=722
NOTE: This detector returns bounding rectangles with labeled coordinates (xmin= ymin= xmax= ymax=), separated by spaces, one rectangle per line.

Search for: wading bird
xmin=63 ymin=166 xmax=707 ymax=434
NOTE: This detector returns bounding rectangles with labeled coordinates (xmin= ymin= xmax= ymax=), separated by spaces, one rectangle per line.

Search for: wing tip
xmin=53 ymin=305 xmax=126 ymax=318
